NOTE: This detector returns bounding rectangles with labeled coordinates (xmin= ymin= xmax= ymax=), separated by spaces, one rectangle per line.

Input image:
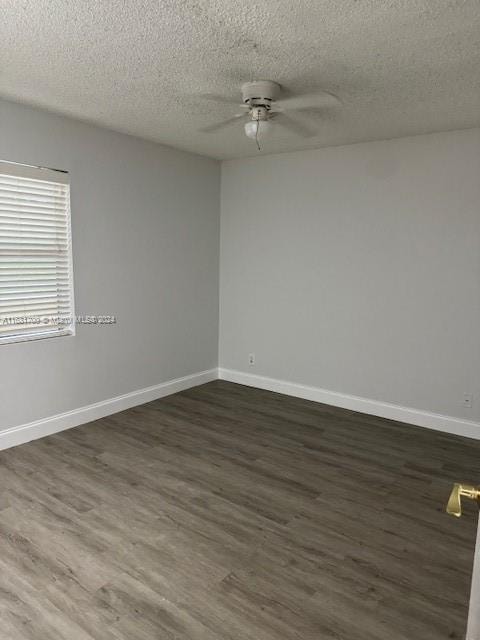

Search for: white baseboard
xmin=0 ymin=368 xmax=217 ymax=451
xmin=218 ymin=368 xmax=480 ymax=440
xmin=4 ymin=366 xmax=479 ymax=452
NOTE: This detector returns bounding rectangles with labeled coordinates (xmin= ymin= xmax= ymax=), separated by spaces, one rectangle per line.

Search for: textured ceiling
xmin=1 ymin=1 xmax=479 ymax=160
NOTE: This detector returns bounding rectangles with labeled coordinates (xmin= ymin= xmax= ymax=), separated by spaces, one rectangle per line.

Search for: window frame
xmin=0 ymin=160 xmax=75 ymax=346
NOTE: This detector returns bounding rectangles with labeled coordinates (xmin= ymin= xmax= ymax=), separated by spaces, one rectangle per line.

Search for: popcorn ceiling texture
xmin=1 ymin=0 xmax=479 ymax=159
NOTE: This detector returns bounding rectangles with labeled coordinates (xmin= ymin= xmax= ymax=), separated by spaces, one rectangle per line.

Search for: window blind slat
xmin=0 ymin=301 xmax=71 ymax=312
xmin=1 ymin=253 xmax=69 ymax=258
xmin=0 ymin=188 xmax=66 ymax=202
xmin=0 ymin=256 xmax=69 ymax=262
xmin=0 ymin=210 xmax=68 ymax=221
xmin=0 ymin=182 xmax=69 ymax=196
xmin=0 ymin=289 xmax=70 ymax=300
xmin=0 ymin=310 xmax=66 ymax=321
xmin=0 ymin=298 xmax=70 ymax=307
xmin=0 ymin=216 xmax=68 ymax=225
xmin=0 ymin=325 xmax=69 ymax=337
xmin=0 ymin=232 xmax=68 ymax=241
xmin=0 ymin=219 xmax=67 ymax=230
xmin=0 ymin=172 xmax=67 ymax=186
xmin=0 ymin=284 xmax=69 ymax=293
xmin=0 ymin=238 xmax=68 ymax=245
xmin=0 ymin=196 xmax=68 ymax=209
xmin=0 ymin=275 xmax=69 ymax=282
xmin=0 ymin=273 xmax=68 ymax=277
xmin=0 ymin=302 xmax=70 ymax=314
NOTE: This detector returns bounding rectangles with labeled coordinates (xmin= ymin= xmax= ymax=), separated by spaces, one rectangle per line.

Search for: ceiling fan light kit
xmin=200 ymin=79 xmax=341 ymax=149
xmin=244 ymin=118 xmax=273 ymax=140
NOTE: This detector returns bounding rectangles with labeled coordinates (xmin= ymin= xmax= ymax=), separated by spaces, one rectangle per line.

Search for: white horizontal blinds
xmin=0 ymin=161 xmax=74 ymax=343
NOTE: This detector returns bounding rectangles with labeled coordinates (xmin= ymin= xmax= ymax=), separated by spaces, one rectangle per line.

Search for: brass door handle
xmin=446 ymin=483 xmax=480 ymax=517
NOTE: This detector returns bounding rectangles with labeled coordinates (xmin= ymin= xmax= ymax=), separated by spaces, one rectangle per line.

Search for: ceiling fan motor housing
xmin=251 ymin=106 xmax=269 ymax=121
xmin=242 ymin=80 xmax=280 ymax=109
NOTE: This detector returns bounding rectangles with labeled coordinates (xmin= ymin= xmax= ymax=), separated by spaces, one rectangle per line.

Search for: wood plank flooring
xmin=0 ymin=380 xmax=479 ymax=639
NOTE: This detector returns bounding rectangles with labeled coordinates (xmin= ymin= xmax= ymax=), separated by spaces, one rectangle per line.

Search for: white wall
xmin=219 ymin=129 xmax=480 ymax=424
xmin=0 ymin=98 xmax=220 ymax=431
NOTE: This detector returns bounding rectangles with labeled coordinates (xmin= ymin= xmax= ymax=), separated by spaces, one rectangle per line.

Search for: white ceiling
xmin=1 ymin=1 xmax=479 ymax=160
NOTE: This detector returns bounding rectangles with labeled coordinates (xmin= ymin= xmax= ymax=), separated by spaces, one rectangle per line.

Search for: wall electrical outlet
xmin=463 ymin=393 xmax=473 ymax=409
xmin=248 ymin=353 xmax=255 ymax=366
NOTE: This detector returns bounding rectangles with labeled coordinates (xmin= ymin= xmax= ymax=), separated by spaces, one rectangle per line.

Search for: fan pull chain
xmin=255 ymin=119 xmax=261 ymax=151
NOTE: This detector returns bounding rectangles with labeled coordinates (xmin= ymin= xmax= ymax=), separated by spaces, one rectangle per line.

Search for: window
xmin=0 ymin=161 xmax=74 ymax=344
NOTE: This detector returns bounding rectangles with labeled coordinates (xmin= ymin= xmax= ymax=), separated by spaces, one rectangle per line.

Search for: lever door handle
xmin=446 ymin=483 xmax=480 ymax=517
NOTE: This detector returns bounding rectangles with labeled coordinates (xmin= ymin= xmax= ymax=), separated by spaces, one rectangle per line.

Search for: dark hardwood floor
xmin=0 ymin=380 xmax=479 ymax=639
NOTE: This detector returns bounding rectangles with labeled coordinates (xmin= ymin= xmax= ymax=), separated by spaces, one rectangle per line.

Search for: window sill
xmin=0 ymin=328 xmax=75 ymax=346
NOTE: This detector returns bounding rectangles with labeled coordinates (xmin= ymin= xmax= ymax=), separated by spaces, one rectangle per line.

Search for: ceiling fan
xmin=199 ymin=80 xmax=340 ymax=148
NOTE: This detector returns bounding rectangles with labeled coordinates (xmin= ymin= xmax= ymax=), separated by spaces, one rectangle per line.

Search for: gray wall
xmin=2 ymin=100 xmax=478 ymax=431
xmin=219 ymin=128 xmax=480 ymax=422
xmin=0 ymin=98 xmax=220 ymax=429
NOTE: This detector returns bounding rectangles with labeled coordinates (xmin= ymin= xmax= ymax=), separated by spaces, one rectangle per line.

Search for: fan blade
xmin=295 ymin=107 xmax=329 ymax=117
xmin=198 ymin=93 xmax=247 ymax=107
xmin=275 ymin=91 xmax=340 ymax=111
xmin=199 ymin=114 xmax=245 ymax=133
xmin=272 ymin=112 xmax=317 ymax=138
xmin=281 ymin=107 xmax=330 ymax=125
